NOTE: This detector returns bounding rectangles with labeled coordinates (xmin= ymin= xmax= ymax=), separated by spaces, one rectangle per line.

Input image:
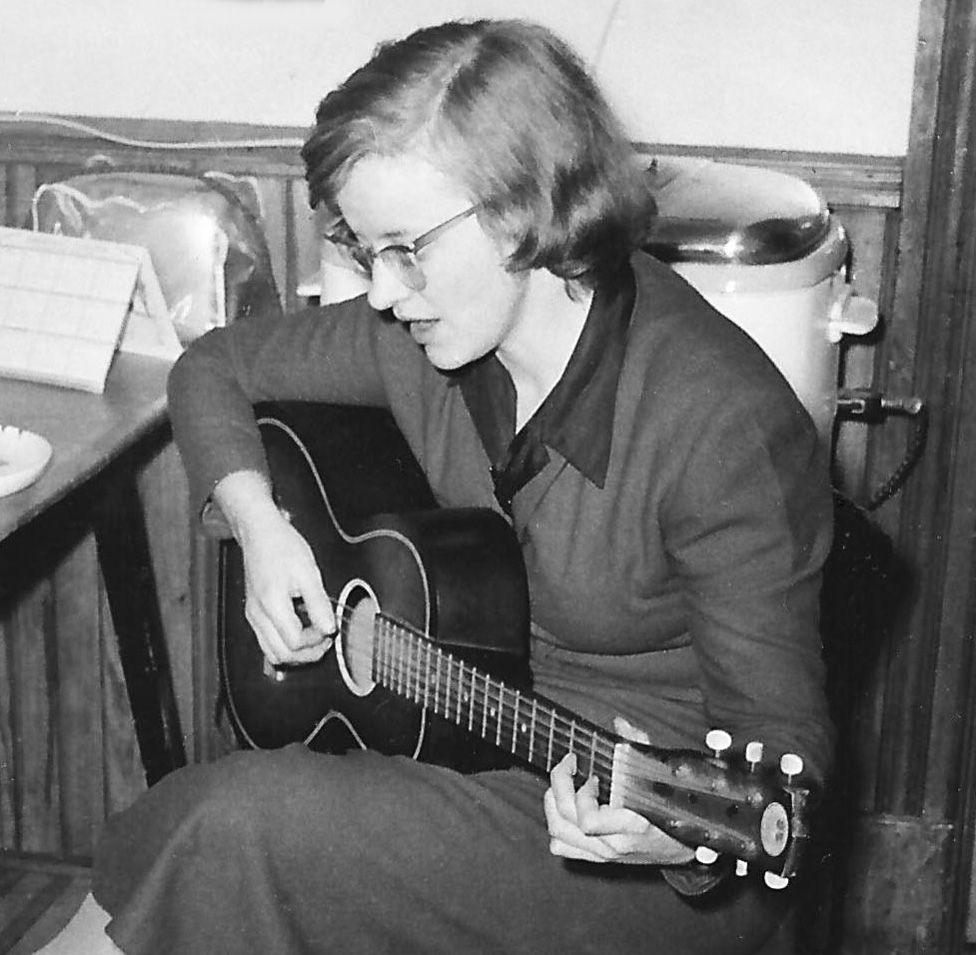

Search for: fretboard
xmin=372 ymin=614 xmax=617 ymax=792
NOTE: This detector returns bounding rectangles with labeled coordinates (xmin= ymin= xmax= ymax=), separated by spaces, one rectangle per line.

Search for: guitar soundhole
xmin=336 ymin=580 xmax=379 ymax=696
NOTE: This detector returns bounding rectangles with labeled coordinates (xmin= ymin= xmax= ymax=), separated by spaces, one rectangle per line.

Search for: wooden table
xmin=0 ymin=353 xmax=187 ymax=786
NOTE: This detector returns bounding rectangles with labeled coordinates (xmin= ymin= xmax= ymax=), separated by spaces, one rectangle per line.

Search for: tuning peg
xmin=705 ymin=729 xmax=732 ymax=756
xmin=780 ymin=753 xmax=804 ymax=782
xmin=735 ymin=859 xmax=748 ymax=877
xmin=764 ymin=871 xmax=790 ymax=890
xmin=745 ymin=741 xmax=764 ymax=770
xmin=695 ymin=846 xmax=719 ymax=865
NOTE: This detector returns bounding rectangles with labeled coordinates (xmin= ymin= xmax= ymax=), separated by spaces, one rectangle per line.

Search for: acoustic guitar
xmin=218 ymin=406 xmax=814 ymax=889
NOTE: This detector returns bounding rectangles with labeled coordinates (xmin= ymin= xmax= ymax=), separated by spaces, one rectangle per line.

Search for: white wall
xmin=0 ymin=0 xmax=921 ymax=156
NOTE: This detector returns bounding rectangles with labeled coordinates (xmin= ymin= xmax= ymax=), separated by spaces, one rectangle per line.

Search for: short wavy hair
xmin=301 ymin=19 xmax=653 ymax=288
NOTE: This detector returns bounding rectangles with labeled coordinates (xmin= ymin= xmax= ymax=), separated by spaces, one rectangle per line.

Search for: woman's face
xmin=335 ymin=153 xmax=531 ymax=371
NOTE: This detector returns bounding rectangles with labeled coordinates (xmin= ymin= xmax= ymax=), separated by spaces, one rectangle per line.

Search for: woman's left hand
xmin=543 ymin=731 xmax=695 ymax=866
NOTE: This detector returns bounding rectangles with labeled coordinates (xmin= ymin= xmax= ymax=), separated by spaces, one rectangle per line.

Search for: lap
xmin=93 ymin=745 xmax=789 ymax=955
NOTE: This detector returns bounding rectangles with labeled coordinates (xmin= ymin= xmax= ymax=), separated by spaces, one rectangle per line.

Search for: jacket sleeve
xmin=664 ymin=390 xmax=835 ymax=789
xmin=167 ymin=297 xmax=402 ymax=517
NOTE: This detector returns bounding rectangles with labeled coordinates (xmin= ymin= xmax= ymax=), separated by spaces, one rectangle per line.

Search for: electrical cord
xmin=0 ymin=111 xmax=304 ymax=151
xmin=835 ymin=388 xmax=929 ymax=511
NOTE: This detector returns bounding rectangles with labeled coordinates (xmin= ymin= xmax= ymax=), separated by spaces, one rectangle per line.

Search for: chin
xmin=421 ymin=344 xmax=469 ymax=371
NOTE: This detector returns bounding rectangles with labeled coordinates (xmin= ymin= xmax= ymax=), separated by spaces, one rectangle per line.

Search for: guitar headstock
xmin=607 ymin=729 xmax=815 ymax=889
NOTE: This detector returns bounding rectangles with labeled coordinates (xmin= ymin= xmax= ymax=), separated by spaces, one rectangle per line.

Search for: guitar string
xmin=320 ymin=599 xmax=776 ymax=810
xmin=354 ymin=617 xmax=770 ymax=848
xmin=323 ymin=599 xmax=619 ymax=778
xmin=287 ymin=601 xmax=775 ymax=856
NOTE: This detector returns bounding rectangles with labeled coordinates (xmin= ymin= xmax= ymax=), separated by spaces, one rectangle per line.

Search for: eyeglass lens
xmin=329 ymin=205 xmax=478 ymax=293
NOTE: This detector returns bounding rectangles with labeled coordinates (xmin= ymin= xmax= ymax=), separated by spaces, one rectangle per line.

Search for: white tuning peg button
xmin=745 ymin=741 xmax=764 ymax=769
xmin=780 ymin=753 xmax=804 ymax=781
xmin=764 ymin=872 xmax=790 ymax=890
xmin=705 ymin=729 xmax=732 ymax=756
xmin=695 ymin=846 xmax=719 ymax=865
xmin=735 ymin=859 xmax=748 ymax=877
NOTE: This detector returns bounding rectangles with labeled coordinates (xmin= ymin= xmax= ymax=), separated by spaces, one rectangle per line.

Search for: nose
xmin=366 ymin=257 xmax=413 ymax=312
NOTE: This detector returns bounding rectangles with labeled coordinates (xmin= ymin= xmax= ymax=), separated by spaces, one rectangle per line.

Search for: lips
xmin=402 ymin=317 xmax=437 ymax=343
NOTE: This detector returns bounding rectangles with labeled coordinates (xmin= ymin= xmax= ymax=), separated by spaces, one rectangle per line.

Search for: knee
xmin=184 ymin=747 xmax=311 ymax=846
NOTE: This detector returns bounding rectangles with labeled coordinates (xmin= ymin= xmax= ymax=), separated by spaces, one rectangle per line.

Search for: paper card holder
xmin=0 ymin=227 xmax=182 ymax=394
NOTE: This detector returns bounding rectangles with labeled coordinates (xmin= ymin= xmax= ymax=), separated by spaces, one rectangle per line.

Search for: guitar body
xmin=217 ymin=405 xmax=815 ymax=884
xmin=218 ymin=404 xmax=531 ymax=771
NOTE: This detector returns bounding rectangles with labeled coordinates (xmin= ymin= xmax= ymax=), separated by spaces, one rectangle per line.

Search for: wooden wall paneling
xmin=840 ymin=815 xmax=954 ymax=953
xmin=135 ymin=439 xmax=194 ymax=768
xmin=864 ymin=3 xmax=944 ymax=550
xmin=926 ymin=6 xmax=976 ymax=940
xmin=4 ymin=573 xmax=59 ymax=855
xmin=837 ymin=205 xmax=907 ymax=819
xmin=51 ymin=527 xmax=103 ymax=862
xmin=96 ymin=572 xmax=147 ymax=819
xmin=831 ymin=0 xmax=976 ymax=949
xmin=189 ymin=534 xmax=229 ymax=764
xmin=873 ymin=0 xmax=974 ymax=821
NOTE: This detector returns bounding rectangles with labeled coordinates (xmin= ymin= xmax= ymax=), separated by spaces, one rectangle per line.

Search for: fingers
xmin=241 ymin=521 xmax=338 ymax=665
xmin=300 ymin=581 xmax=338 ymax=637
xmin=544 ymin=753 xmax=694 ymax=865
xmin=246 ymin=595 xmax=331 ymax=666
xmin=545 ymin=756 xmax=617 ymax=862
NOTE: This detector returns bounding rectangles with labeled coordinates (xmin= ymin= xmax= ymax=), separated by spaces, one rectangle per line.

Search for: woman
xmin=43 ymin=18 xmax=833 ymax=954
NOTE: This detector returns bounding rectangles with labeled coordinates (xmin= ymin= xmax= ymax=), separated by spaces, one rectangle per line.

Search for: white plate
xmin=0 ymin=425 xmax=53 ymax=497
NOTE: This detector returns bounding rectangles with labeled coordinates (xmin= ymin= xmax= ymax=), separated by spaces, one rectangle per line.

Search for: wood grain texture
xmin=51 ymin=531 xmax=102 ymax=860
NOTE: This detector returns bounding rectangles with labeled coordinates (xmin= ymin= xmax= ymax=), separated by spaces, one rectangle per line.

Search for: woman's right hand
xmin=214 ymin=470 xmax=336 ymax=665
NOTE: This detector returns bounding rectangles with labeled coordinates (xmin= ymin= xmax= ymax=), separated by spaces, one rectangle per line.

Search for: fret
xmin=390 ymin=624 xmax=400 ymax=694
xmin=528 ymin=698 xmax=538 ymax=765
xmin=441 ymin=653 xmax=451 ymax=721
xmin=422 ymin=641 xmax=431 ymax=712
xmin=400 ymin=627 xmax=410 ymax=698
xmin=455 ymin=658 xmax=464 ymax=727
xmin=510 ymin=690 xmax=521 ymax=754
xmin=467 ymin=665 xmax=475 ymax=733
xmin=410 ymin=632 xmax=421 ymax=703
xmin=433 ymin=647 xmax=442 ymax=716
xmin=480 ymin=672 xmax=489 ymax=740
xmin=390 ymin=625 xmax=400 ymax=695
xmin=588 ymin=730 xmax=598 ymax=778
xmin=381 ymin=620 xmax=390 ymax=686
xmin=443 ymin=651 xmax=453 ymax=719
xmin=371 ymin=618 xmax=380 ymax=683
xmin=494 ymin=684 xmax=503 ymax=747
xmin=546 ymin=709 xmax=555 ymax=770
xmin=372 ymin=619 xmax=382 ymax=684
xmin=568 ymin=721 xmax=576 ymax=768
xmin=443 ymin=651 xmax=451 ymax=717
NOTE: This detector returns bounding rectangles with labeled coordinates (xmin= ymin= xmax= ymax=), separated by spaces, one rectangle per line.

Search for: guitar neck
xmin=372 ymin=613 xmax=616 ymax=793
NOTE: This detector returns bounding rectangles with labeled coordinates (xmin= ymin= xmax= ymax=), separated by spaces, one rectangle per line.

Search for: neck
xmin=496 ymin=272 xmax=593 ymax=430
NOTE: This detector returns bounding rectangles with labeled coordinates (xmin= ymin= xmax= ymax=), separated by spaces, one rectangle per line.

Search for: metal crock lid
xmin=643 ymin=156 xmax=842 ymax=270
